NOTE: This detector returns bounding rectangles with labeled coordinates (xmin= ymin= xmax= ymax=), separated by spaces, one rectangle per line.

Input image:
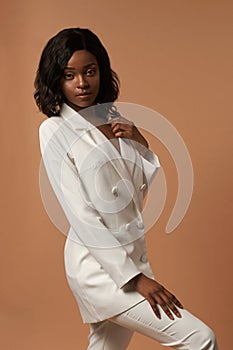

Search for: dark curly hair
xmin=34 ymin=28 xmax=120 ymax=117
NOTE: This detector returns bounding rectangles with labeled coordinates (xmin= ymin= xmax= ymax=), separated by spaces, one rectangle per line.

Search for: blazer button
xmin=139 ymin=183 xmax=147 ymax=191
xmin=111 ymin=186 xmax=119 ymax=197
xmin=137 ymin=220 xmax=144 ymax=229
xmin=140 ymin=253 xmax=148 ymax=263
xmin=125 ymin=223 xmax=130 ymax=231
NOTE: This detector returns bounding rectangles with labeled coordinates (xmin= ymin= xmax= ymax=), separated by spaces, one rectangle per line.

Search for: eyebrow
xmin=64 ymin=63 xmax=97 ymax=70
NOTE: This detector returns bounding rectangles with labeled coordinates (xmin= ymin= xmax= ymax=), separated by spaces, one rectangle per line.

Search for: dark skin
xmin=98 ymin=115 xmax=148 ymax=155
xmin=101 ymin=115 xmax=184 ymax=321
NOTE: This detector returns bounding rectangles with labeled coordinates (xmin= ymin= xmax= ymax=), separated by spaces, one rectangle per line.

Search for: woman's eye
xmin=86 ymin=69 xmax=96 ymax=76
xmin=64 ymin=73 xmax=74 ymax=79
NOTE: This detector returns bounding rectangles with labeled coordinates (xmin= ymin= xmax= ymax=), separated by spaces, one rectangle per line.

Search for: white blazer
xmin=39 ymin=103 xmax=161 ymax=323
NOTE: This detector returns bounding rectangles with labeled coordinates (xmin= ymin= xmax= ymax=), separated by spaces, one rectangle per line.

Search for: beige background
xmin=1 ymin=0 xmax=232 ymax=349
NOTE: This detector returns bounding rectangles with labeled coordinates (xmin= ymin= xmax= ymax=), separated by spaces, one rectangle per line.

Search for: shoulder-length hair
xmin=34 ymin=28 xmax=120 ymax=117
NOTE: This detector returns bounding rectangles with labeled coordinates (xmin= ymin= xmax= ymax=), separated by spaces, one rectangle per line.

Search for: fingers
xmin=162 ymin=298 xmax=181 ymax=319
xmin=164 ymin=289 xmax=184 ymax=309
xmin=111 ymin=121 xmax=133 ymax=138
xmin=111 ymin=123 xmax=124 ymax=137
xmin=133 ymin=275 xmax=184 ymax=321
xmin=148 ymin=296 xmax=161 ymax=319
xmin=150 ymin=288 xmax=184 ymax=320
xmin=152 ymin=294 xmax=176 ymax=320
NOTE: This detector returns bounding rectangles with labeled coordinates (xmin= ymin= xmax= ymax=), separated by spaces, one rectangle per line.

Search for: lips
xmin=76 ymin=92 xmax=91 ymax=97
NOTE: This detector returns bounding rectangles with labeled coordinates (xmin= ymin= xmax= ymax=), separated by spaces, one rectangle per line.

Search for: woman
xmin=35 ymin=27 xmax=218 ymax=349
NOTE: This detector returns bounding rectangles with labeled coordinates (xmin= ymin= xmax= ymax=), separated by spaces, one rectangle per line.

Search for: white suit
xmin=39 ymin=103 xmax=219 ymax=350
xmin=39 ymin=103 xmax=161 ymax=323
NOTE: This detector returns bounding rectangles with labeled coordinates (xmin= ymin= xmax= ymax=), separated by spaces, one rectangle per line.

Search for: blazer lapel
xmin=60 ymin=103 xmax=141 ymax=210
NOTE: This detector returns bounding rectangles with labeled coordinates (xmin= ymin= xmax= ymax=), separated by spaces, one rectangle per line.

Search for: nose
xmin=76 ymin=74 xmax=89 ymax=89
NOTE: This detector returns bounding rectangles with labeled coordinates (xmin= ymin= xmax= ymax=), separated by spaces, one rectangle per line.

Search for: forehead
xmin=66 ymin=50 xmax=98 ymax=68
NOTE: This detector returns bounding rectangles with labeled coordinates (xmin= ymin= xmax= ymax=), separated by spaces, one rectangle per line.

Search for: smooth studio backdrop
xmin=1 ymin=1 xmax=232 ymax=349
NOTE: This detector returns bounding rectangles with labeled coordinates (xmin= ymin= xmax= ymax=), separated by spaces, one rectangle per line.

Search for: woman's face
xmin=60 ymin=50 xmax=100 ymax=112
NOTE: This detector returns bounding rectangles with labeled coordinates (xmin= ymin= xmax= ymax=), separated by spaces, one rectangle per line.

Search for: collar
xmin=59 ymin=103 xmax=115 ymax=131
xmin=59 ymin=103 xmax=93 ymax=131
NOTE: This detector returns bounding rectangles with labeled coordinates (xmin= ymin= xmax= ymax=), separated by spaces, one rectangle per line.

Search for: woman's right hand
xmin=131 ymin=273 xmax=184 ymax=320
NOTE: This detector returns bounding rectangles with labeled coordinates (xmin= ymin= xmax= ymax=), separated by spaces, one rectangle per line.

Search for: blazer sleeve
xmin=39 ymin=118 xmax=142 ymax=289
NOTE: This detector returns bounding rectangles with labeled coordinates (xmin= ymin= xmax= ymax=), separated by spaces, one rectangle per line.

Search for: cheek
xmin=61 ymin=81 xmax=73 ymax=96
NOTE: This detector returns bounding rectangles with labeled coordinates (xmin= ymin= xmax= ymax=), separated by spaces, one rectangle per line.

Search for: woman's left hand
xmin=109 ymin=116 xmax=149 ymax=149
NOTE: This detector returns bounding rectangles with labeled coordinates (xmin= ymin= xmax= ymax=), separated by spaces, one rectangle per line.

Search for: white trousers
xmin=87 ymin=300 xmax=218 ymax=350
